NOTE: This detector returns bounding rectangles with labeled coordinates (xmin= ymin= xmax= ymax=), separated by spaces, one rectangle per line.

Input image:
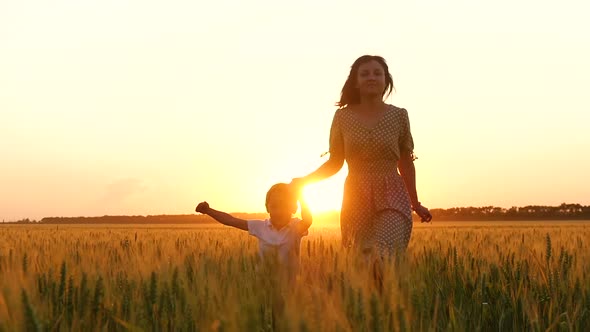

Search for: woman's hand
xmin=195 ymin=201 xmax=210 ymax=214
xmin=413 ymin=203 xmax=432 ymax=223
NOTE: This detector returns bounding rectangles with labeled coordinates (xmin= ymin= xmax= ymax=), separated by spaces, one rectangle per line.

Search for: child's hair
xmin=265 ymin=183 xmax=297 ymax=211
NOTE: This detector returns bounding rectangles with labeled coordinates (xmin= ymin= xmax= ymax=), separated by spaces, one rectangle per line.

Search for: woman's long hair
xmin=336 ymin=55 xmax=395 ymax=109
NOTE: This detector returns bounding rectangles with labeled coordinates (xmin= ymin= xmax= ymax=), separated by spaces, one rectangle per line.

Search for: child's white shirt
xmin=247 ymin=218 xmax=308 ymax=274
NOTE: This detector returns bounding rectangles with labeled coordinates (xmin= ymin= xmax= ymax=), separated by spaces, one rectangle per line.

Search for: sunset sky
xmin=1 ymin=0 xmax=589 ymax=221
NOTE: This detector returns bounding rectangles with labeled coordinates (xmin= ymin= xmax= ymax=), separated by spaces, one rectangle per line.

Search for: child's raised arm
xmin=195 ymin=202 xmax=248 ymax=231
xmin=295 ymin=194 xmax=312 ymax=235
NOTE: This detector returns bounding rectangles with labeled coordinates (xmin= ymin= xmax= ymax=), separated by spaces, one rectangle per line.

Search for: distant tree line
xmin=35 ymin=213 xmax=270 ymax=225
xmin=419 ymin=203 xmax=590 ymax=221
xmin=4 ymin=203 xmax=589 ymax=224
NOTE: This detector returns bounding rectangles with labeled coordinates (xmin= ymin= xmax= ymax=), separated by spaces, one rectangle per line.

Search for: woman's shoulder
xmin=386 ymin=104 xmax=407 ymax=112
xmin=386 ymin=104 xmax=409 ymax=118
xmin=335 ymin=106 xmax=351 ymax=114
xmin=333 ymin=106 xmax=352 ymax=120
xmin=335 ymin=104 xmax=407 ymax=115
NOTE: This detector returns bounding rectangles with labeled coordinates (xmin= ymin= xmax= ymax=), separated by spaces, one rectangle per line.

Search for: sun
xmin=301 ymin=172 xmax=346 ymax=213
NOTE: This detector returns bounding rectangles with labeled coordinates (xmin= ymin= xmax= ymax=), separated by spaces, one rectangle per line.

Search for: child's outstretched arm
xmin=195 ymin=202 xmax=248 ymax=231
xmin=296 ymin=194 xmax=312 ymax=235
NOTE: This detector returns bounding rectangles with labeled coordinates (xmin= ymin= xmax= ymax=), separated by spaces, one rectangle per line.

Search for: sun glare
xmin=302 ymin=172 xmax=346 ymax=213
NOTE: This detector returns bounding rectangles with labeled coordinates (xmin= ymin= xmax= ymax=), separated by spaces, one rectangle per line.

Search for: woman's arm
xmin=299 ymin=154 xmax=344 ymax=185
xmin=398 ymin=152 xmax=419 ymax=208
xmin=294 ymin=110 xmax=345 ymax=186
xmin=398 ymin=152 xmax=432 ymax=222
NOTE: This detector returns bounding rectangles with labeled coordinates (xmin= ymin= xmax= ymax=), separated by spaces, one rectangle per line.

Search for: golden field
xmin=0 ymin=221 xmax=589 ymax=331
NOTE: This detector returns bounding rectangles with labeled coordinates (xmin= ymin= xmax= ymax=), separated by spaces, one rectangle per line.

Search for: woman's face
xmin=356 ymin=60 xmax=386 ymax=98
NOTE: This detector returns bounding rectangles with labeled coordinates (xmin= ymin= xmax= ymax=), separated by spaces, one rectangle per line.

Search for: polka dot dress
xmin=329 ymin=104 xmax=415 ymax=254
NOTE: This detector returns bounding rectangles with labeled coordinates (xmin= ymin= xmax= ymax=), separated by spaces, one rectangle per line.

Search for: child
xmin=195 ymin=183 xmax=312 ymax=277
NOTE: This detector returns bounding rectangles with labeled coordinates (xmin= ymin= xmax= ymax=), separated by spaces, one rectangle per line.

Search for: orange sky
xmin=1 ymin=0 xmax=589 ymax=221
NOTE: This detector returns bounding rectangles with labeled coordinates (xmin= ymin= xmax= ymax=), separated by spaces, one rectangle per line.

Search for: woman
xmin=291 ymin=55 xmax=432 ymax=256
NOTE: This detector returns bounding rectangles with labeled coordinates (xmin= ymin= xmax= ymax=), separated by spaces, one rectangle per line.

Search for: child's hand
xmin=195 ymin=201 xmax=210 ymax=214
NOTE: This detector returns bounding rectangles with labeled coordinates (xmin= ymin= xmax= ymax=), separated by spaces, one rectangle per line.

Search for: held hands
xmin=413 ymin=203 xmax=433 ymax=223
xmin=195 ymin=201 xmax=210 ymax=214
xmin=289 ymin=178 xmax=307 ymax=201
xmin=289 ymin=184 xmax=304 ymax=202
xmin=290 ymin=177 xmax=306 ymax=191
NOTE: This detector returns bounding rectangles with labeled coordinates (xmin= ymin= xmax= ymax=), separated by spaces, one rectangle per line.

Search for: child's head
xmin=265 ymin=183 xmax=298 ymax=226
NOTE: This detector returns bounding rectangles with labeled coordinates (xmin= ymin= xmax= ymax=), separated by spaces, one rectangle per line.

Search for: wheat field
xmin=0 ymin=222 xmax=589 ymax=331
